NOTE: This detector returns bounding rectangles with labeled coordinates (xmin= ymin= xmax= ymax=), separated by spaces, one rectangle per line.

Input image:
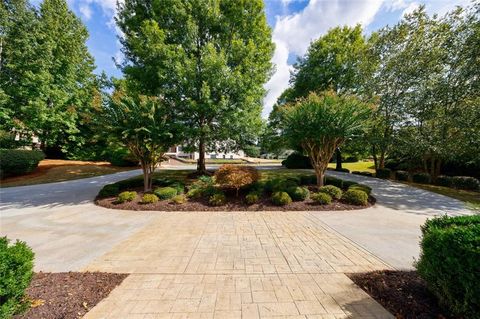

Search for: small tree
xmin=103 ymin=94 xmax=182 ymax=191
xmin=282 ymin=91 xmax=371 ymax=187
xmin=214 ymin=165 xmax=260 ymax=196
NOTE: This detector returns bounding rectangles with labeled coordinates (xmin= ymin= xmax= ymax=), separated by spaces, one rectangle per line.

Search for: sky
xmin=36 ymin=0 xmax=471 ymax=117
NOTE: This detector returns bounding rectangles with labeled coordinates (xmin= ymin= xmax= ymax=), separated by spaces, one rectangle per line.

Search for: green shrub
xmin=246 ymin=180 xmax=265 ymax=194
xmin=318 ymin=185 xmax=342 ymax=199
xmin=115 ymin=178 xmax=144 ymax=190
xmin=324 ymin=176 xmax=343 ymax=188
xmin=0 ymin=237 xmax=34 ymax=318
xmin=342 ymin=189 xmax=368 ymax=206
xmin=344 ymin=156 xmax=359 ymax=163
xmin=395 ymin=170 xmax=409 ymax=181
xmin=435 ymin=175 xmax=453 ymax=187
xmin=452 ymin=176 xmax=480 ymax=191
xmin=187 ymin=176 xmax=216 ymax=198
xmin=335 ymin=168 xmax=350 ymax=173
xmin=0 ymin=149 xmax=45 ymax=178
xmin=264 ymin=178 xmax=297 ymax=193
xmin=171 ymin=194 xmax=187 ymax=204
xmin=352 ymin=171 xmax=373 ymax=177
xmin=287 ymin=186 xmax=309 ymax=201
xmin=412 ymin=172 xmax=431 ymax=184
xmin=171 ymin=182 xmax=185 ymax=194
xmin=245 ymin=192 xmax=260 ymax=205
xmin=300 ymin=174 xmax=317 ymax=185
xmin=342 ymin=180 xmax=358 ymax=189
xmin=98 ymin=184 xmax=121 ymax=198
xmin=416 ymin=215 xmax=480 ymax=318
xmin=116 ymin=191 xmax=137 ymax=203
xmin=271 ymin=191 xmax=292 ymax=206
xmin=348 ymin=184 xmax=372 ymax=195
xmin=141 ymin=193 xmax=159 ymax=204
xmin=311 ymin=192 xmax=332 ymax=205
xmin=154 ymin=187 xmax=178 ymax=200
xmin=281 ymin=152 xmax=312 ymax=169
xmin=209 ymin=193 xmax=226 ymax=206
xmin=375 ymin=168 xmax=391 ymax=179
xmin=107 ymin=147 xmax=138 ymax=167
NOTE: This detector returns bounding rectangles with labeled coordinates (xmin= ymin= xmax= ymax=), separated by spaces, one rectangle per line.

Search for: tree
xmin=282 ymin=91 xmax=371 ymax=187
xmin=103 ymin=90 xmax=182 ymax=191
xmin=117 ymin=0 xmax=274 ymax=173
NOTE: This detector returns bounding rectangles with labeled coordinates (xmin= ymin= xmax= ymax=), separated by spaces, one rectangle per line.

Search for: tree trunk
xmin=316 ymin=168 xmax=324 ymax=188
xmin=379 ymin=151 xmax=385 ymax=169
xmin=335 ymin=148 xmax=342 ymax=170
xmin=197 ymin=136 xmax=206 ymax=173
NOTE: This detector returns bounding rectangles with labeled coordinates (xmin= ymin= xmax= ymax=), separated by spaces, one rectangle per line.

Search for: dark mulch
xmin=348 ymin=270 xmax=452 ymax=319
xmin=96 ymin=190 xmax=374 ymax=212
xmin=16 ymin=272 xmax=127 ymax=319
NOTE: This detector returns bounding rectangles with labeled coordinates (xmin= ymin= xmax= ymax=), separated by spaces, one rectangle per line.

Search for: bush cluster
xmin=281 ymin=152 xmax=312 ymax=169
xmin=107 ymin=147 xmax=138 ymax=167
xmin=451 ymin=176 xmax=480 ymax=191
xmin=271 ymin=191 xmax=292 ymax=206
xmin=352 ymin=171 xmax=373 ymax=177
xmin=412 ymin=172 xmax=431 ymax=184
xmin=395 ymin=170 xmax=409 ymax=181
xmin=287 ymin=186 xmax=309 ymax=201
xmin=311 ymin=192 xmax=332 ymax=205
xmin=214 ymin=165 xmax=260 ymax=194
xmin=341 ymin=189 xmax=368 ymax=206
xmin=0 ymin=149 xmax=45 ymax=178
xmin=187 ymin=176 xmax=216 ymax=198
xmin=434 ymin=175 xmax=453 ymax=187
xmin=245 ymin=192 xmax=260 ymax=205
xmin=209 ymin=192 xmax=226 ymax=206
xmin=334 ymin=168 xmax=350 ymax=173
xmin=349 ymin=184 xmax=372 ymax=196
xmin=416 ymin=215 xmax=480 ymax=318
xmin=342 ymin=180 xmax=358 ymax=189
xmin=300 ymin=174 xmax=317 ymax=185
xmin=141 ymin=193 xmax=159 ymax=204
xmin=318 ymin=185 xmax=342 ymax=199
xmin=117 ymin=191 xmax=137 ymax=203
xmin=324 ymin=176 xmax=343 ymax=189
xmin=0 ymin=237 xmax=34 ymax=318
xmin=171 ymin=194 xmax=187 ymax=204
xmin=375 ymin=168 xmax=391 ymax=179
xmin=154 ymin=187 xmax=178 ymax=200
xmin=98 ymin=184 xmax=121 ymax=198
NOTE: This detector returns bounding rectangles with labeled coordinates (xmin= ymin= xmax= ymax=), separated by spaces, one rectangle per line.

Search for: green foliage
xmin=116 ymin=191 xmax=137 ymax=203
xmin=395 ymin=170 xmax=409 ymax=181
xmin=286 ymin=186 xmax=309 ymax=201
xmin=412 ymin=172 xmax=431 ymax=184
xmin=187 ymin=176 xmax=216 ymax=199
xmin=324 ymin=176 xmax=343 ymax=189
xmin=334 ymin=168 xmax=350 ymax=173
xmin=0 ymin=237 xmax=34 ymax=318
xmin=375 ymin=168 xmax=391 ymax=179
xmin=171 ymin=194 xmax=187 ymax=205
xmin=342 ymin=180 xmax=359 ymax=189
xmin=208 ymin=193 xmax=226 ymax=207
xmin=451 ymin=176 xmax=480 ymax=191
xmin=434 ymin=175 xmax=453 ymax=187
xmin=154 ymin=187 xmax=178 ymax=200
xmin=348 ymin=184 xmax=372 ymax=196
xmin=281 ymin=152 xmax=312 ymax=169
xmin=243 ymin=145 xmax=261 ymax=158
xmin=271 ymin=191 xmax=292 ymax=206
xmin=300 ymin=174 xmax=317 ymax=185
xmin=264 ymin=178 xmax=298 ymax=193
xmin=107 ymin=147 xmax=138 ymax=167
xmin=0 ymin=149 xmax=45 ymax=177
xmin=141 ymin=193 xmax=159 ymax=204
xmin=171 ymin=182 xmax=185 ymax=195
xmin=352 ymin=171 xmax=373 ymax=177
xmin=245 ymin=192 xmax=260 ymax=205
xmin=311 ymin=192 xmax=332 ymax=205
xmin=318 ymin=185 xmax=342 ymax=200
xmin=416 ymin=216 xmax=480 ymax=318
xmin=342 ymin=189 xmax=368 ymax=206
xmin=98 ymin=184 xmax=120 ymax=198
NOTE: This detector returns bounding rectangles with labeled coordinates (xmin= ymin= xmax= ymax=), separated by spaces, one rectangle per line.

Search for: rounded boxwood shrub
xmin=287 ymin=186 xmax=309 ymax=201
xmin=171 ymin=194 xmax=187 ymax=204
xmin=395 ymin=170 xmax=409 ymax=181
xmin=342 ymin=189 xmax=368 ymax=206
xmin=116 ymin=191 xmax=137 ymax=203
xmin=311 ymin=192 xmax=332 ymax=205
xmin=0 ymin=237 xmax=34 ymax=318
xmin=324 ymin=176 xmax=343 ymax=189
xmin=375 ymin=168 xmax=391 ymax=179
xmin=245 ymin=192 xmax=260 ymax=205
xmin=348 ymin=184 xmax=372 ymax=196
xmin=141 ymin=193 xmax=159 ymax=204
xmin=412 ymin=172 xmax=431 ymax=184
xmin=434 ymin=175 xmax=453 ymax=187
xmin=281 ymin=152 xmax=312 ymax=169
xmin=342 ymin=180 xmax=358 ymax=189
xmin=271 ymin=191 xmax=292 ymax=206
xmin=209 ymin=193 xmax=226 ymax=206
xmin=416 ymin=215 xmax=480 ymax=318
xmin=451 ymin=176 xmax=480 ymax=191
xmin=0 ymin=149 xmax=45 ymax=178
xmin=318 ymin=185 xmax=342 ymax=199
xmin=154 ymin=187 xmax=178 ymax=200
xmin=98 ymin=184 xmax=121 ymax=198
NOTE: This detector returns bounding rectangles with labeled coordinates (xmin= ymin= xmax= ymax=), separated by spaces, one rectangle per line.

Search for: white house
xmin=166 ymin=146 xmax=245 ymax=160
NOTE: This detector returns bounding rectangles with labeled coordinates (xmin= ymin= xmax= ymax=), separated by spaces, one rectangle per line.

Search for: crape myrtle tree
xmin=282 ymin=91 xmax=371 ymax=187
xmin=117 ymin=0 xmax=274 ymax=173
xmin=103 ymin=84 xmax=183 ymax=191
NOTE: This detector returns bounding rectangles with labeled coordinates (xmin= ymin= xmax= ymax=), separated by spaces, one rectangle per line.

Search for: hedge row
xmin=0 ymin=149 xmax=45 ymax=178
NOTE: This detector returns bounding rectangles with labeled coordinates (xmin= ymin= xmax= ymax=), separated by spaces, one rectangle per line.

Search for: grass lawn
xmin=1 ymin=159 xmax=138 ymax=188
xmin=327 ymin=160 xmax=375 ymax=173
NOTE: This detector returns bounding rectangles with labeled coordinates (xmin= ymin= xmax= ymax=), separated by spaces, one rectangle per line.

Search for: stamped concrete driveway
xmin=0 ymin=167 xmax=475 ymax=318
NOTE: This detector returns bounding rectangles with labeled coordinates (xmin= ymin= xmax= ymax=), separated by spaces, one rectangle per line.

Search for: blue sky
xmin=45 ymin=0 xmax=470 ymax=116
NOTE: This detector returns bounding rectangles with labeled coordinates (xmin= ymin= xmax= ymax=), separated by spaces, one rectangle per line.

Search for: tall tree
xmin=117 ymin=0 xmax=274 ymax=173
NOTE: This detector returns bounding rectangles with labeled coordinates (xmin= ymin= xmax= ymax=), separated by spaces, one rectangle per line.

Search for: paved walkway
xmin=0 ymin=167 xmax=475 ymax=318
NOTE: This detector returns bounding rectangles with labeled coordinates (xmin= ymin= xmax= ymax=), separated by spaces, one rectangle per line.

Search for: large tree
xmin=117 ymin=0 xmax=274 ymax=172
xmin=282 ymin=91 xmax=371 ymax=187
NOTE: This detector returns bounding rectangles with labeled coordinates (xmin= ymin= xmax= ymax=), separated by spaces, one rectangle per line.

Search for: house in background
xmin=166 ymin=146 xmax=245 ymax=160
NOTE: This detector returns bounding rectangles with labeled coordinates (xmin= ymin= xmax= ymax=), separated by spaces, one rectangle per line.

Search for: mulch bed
xmin=96 ymin=189 xmax=374 ymax=212
xmin=16 ymin=272 xmax=127 ymax=319
xmin=348 ymin=270 xmax=452 ymax=319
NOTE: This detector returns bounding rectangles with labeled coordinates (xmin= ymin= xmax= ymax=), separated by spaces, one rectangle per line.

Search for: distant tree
xmin=117 ymin=0 xmax=274 ymax=173
xmin=282 ymin=91 xmax=371 ymax=187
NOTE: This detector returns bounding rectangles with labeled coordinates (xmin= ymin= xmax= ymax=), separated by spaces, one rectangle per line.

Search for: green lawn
xmin=327 ymin=160 xmax=375 ymax=173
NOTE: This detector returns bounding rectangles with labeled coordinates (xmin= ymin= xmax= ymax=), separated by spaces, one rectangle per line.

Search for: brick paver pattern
xmin=84 ymin=211 xmax=394 ymax=318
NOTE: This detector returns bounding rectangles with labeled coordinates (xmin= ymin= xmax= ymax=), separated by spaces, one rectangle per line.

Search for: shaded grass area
xmin=1 ymin=160 xmax=137 ymax=188
xmin=327 ymin=160 xmax=375 ymax=173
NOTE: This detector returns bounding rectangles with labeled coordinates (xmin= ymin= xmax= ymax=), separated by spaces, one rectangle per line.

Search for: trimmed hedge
xmin=335 ymin=168 xmax=350 ymax=173
xmin=281 ymin=152 xmax=312 ymax=169
xmin=375 ymin=168 xmax=391 ymax=179
xmin=271 ymin=191 xmax=292 ymax=206
xmin=117 ymin=191 xmax=137 ymax=203
xmin=300 ymin=174 xmax=317 ymax=185
xmin=434 ymin=175 xmax=453 ymax=187
xmin=412 ymin=172 xmax=431 ymax=184
xmin=451 ymin=176 xmax=480 ymax=191
xmin=395 ymin=170 xmax=409 ymax=181
xmin=342 ymin=180 xmax=358 ymax=189
xmin=154 ymin=187 xmax=178 ymax=200
xmin=0 ymin=237 xmax=34 ymax=318
xmin=318 ymin=185 xmax=342 ymax=200
xmin=416 ymin=215 xmax=480 ymax=318
xmin=352 ymin=171 xmax=373 ymax=177
xmin=245 ymin=192 xmax=260 ymax=205
xmin=0 ymin=149 xmax=45 ymax=178
xmin=141 ymin=193 xmax=158 ymax=204
xmin=286 ymin=186 xmax=309 ymax=201
xmin=342 ymin=189 xmax=368 ymax=206
xmin=325 ymin=176 xmax=343 ymax=189
xmin=311 ymin=192 xmax=332 ymax=205
xmin=349 ymin=184 xmax=372 ymax=196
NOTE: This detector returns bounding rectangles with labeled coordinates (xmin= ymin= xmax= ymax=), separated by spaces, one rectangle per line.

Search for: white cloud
xmin=79 ymin=4 xmax=92 ymax=20
xmin=402 ymin=2 xmax=420 ymax=16
xmin=263 ymin=0 xmax=384 ymax=117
